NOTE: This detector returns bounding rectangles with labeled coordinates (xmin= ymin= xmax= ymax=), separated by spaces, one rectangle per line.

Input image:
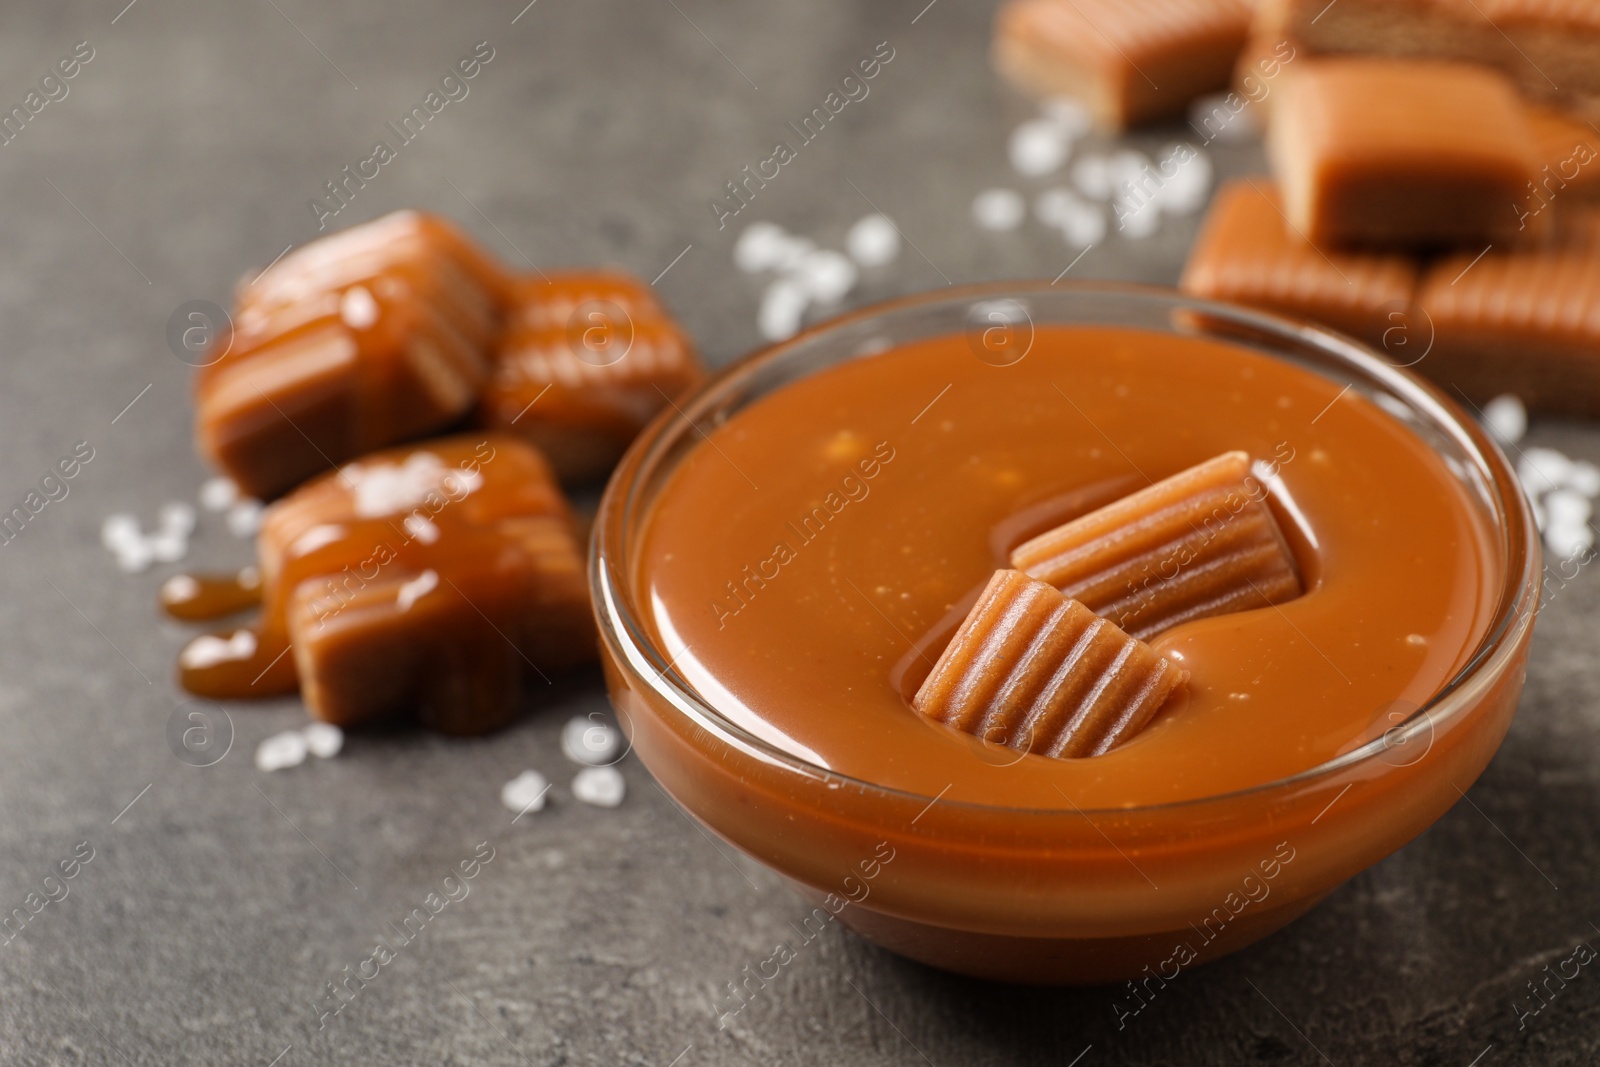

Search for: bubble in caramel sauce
xmin=160 ymin=567 xmax=263 ymax=621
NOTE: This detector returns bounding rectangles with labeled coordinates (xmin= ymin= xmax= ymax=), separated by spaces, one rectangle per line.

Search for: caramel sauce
xmin=160 ymin=568 xmax=263 ymax=621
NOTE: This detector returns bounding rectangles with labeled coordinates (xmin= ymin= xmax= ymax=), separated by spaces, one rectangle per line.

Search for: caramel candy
xmin=1181 ymin=179 xmax=1421 ymax=350
xmin=178 ymin=434 xmax=593 ymax=734
xmin=993 ymin=0 xmax=1254 ymax=129
xmin=1011 ymin=452 xmax=1303 ymax=640
xmin=1524 ymin=104 xmax=1600 ymax=209
xmin=1414 ymin=217 xmax=1600 ymax=416
xmin=913 ymin=570 xmax=1186 ymax=759
xmin=1263 ymin=0 xmax=1600 ymax=120
xmin=197 ymin=212 xmax=509 ymax=500
xmin=478 ymin=272 xmax=703 ymax=483
xmin=1267 ymin=58 xmax=1543 ymax=248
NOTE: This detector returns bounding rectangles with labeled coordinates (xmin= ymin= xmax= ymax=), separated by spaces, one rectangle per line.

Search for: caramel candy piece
xmin=478 ymin=272 xmax=703 ymax=483
xmin=1263 ymin=0 xmax=1600 ymax=119
xmin=1011 ymin=452 xmax=1303 ymax=640
xmin=1267 ymin=58 xmax=1543 ymax=248
xmin=1181 ymin=179 xmax=1421 ymax=350
xmin=993 ymin=0 xmax=1253 ymax=129
xmin=1524 ymin=104 xmax=1600 ymax=209
xmin=1414 ymin=216 xmax=1600 ymax=416
xmin=178 ymin=434 xmax=593 ymax=734
xmin=914 ymin=570 xmax=1185 ymax=759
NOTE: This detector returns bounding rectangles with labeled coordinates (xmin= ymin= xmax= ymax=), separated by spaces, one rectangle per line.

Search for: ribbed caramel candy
xmin=479 ymin=272 xmax=703 ymax=483
xmin=913 ymin=570 xmax=1185 ymax=759
xmin=993 ymin=0 xmax=1253 ymax=129
xmin=1011 ymin=452 xmax=1302 ymax=640
xmin=1181 ymin=179 xmax=1421 ymax=350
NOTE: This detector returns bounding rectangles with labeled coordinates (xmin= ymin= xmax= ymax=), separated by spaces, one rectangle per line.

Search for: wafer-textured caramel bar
xmin=1414 ymin=215 xmax=1600 ymax=415
xmin=1180 ymin=179 xmax=1422 ymax=350
xmin=1011 ymin=452 xmax=1303 ymax=640
xmin=1262 ymin=0 xmax=1600 ymax=121
xmin=478 ymin=272 xmax=703 ymax=483
xmin=993 ymin=0 xmax=1254 ymax=129
xmin=913 ymin=570 xmax=1185 ymax=759
xmin=1267 ymin=58 xmax=1543 ymax=248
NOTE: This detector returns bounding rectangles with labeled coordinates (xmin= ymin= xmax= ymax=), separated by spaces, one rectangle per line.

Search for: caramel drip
xmin=1010 ymin=451 xmax=1302 ymax=640
xmin=160 ymin=568 xmax=263 ymax=621
xmin=913 ymin=570 xmax=1186 ymax=759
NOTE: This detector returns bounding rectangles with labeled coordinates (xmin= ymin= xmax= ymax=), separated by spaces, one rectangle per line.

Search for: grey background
xmin=0 ymin=1 xmax=1596 ymax=1063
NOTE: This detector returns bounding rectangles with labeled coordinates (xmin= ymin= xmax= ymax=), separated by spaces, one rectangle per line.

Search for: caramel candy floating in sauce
xmin=197 ymin=212 xmax=508 ymax=500
xmin=1180 ymin=179 xmax=1421 ymax=350
xmin=1267 ymin=58 xmax=1543 ymax=248
xmin=160 ymin=567 xmax=263 ymax=621
xmin=1415 ymin=216 xmax=1600 ymax=416
xmin=478 ymin=273 xmax=703 ymax=483
xmin=1010 ymin=451 xmax=1302 ymax=641
xmin=993 ymin=0 xmax=1253 ymax=129
xmin=913 ymin=570 xmax=1186 ymax=759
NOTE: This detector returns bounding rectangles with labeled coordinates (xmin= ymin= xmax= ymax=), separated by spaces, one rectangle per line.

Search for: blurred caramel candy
xmin=479 ymin=272 xmax=703 ymax=483
xmin=180 ymin=434 xmax=593 ymax=734
xmin=198 ymin=212 xmax=509 ymax=499
xmin=993 ymin=0 xmax=1253 ymax=128
xmin=1415 ymin=217 xmax=1600 ymax=416
xmin=1267 ymin=58 xmax=1543 ymax=247
xmin=1011 ymin=452 xmax=1303 ymax=640
xmin=1181 ymin=179 xmax=1421 ymax=350
xmin=913 ymin=569 xmax=1186 ymax=759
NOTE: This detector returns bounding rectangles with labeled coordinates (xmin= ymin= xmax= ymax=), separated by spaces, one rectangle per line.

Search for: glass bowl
xmin=590 ymin=282 xmax=1540 ymax=984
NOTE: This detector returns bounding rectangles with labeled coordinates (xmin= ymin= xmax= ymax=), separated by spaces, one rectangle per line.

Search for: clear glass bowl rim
xmin=590 ymin=280 xmax=1541 ymax=818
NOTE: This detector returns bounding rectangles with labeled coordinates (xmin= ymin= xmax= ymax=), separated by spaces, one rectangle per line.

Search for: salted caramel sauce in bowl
xmin=592 ymin=283 xmax=1539 ymax=984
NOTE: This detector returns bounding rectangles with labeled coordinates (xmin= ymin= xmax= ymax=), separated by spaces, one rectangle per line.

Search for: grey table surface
xmin=1 ymin=1 xmax=1597 ymax=1064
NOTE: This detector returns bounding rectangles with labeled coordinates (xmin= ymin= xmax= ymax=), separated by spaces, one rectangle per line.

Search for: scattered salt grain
xmin=256 ymin=730 xmax=308 ymax=772
xmin=1519 ymin=449 xmax=1572 ymax=497
xmin=1547 ymin=522 xmax=1595 ymax=560
xmin=160 ymin=502 xmax=197 ymax=536
xmin=501 ymin=769 xmax=550 ymax=814
xmin=845 ymin=213 xmax=900 ymax=267
xmin=101 ymin=513 xmax=141 ymax=551
xmin=226 ymin=498 xmax=264 ymax=538
xmin=1482 ymin=395 xmax=1527 ymax=445
xmin=1071 ymin=155 xmax=1112 ymax=200
xmin=199 ymin=476 xmax=239 ymax=512
xmin=562 ymin=715 xmax=622 ymax=766
xmin=303 ymin=721 xmax=344 ymax=759
xmin=972 ymin=188 xmax=1025 ymax=231
xmin=769 ymin=235 xmax=816 ymax=275
xmin=733 ymin=222 xmax=791 ymax=274
xmin=339 ymin=286 xmax=380 ymax=330
xmin=572 ymin=765 xmax=626 ymax=808
xmin=1041 ymin=96 xmax=1092 ymax=139
xmin=795 ymin=249 xmax=858 ymax=304
xmin=1061 ymin=204 xmax=1106 ymax=247
xmin=1567 ymin=461 xmax=1600 ymax=497
xmin=1009 ymin=119 xmax=1069 ymax=177
xmin=1545 ymin=489 xmax=1592 ymax=527
xmin=758 ymin=278 xmax=809 ymax=342
xmin=147 ymin=530 xmax=187 ymax=564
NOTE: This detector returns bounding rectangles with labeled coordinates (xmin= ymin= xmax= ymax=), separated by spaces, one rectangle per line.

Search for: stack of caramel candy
xmin=177 ymin=211 xmax=702 ymax=734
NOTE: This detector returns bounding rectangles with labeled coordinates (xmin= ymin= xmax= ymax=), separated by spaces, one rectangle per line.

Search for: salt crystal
xmin=101 ymin=514 xmax=142 ymax=551
xmin=1115 ymin=198 xmax=1161 ymax=239
xmin=733 ymin=222 xmax=790 ymax=274
xmin=256 ymin=730 xmax=308 ymax=772
xmin=972 ymin=188 xmax=1025 ymax=231
xmin=769 ymin=236 xmax=816 ymax=275
xmin=339 ymin=286 xmax=380 ymax=330
xmin=1519 ymin=449 xmax=1572 ymax=497
xmin=226 ymin=499 xmax=264 ymax=538
xmin=180 ymin=629 xmax=256 ymax=670
xmin=1546 ymin=489 xmax=1591 ymax=527
xmin=1483 ymin=395 xmax=1527 ymax=445
xmin=572 ymin=766 xmax=626 ymax=808
xmin=395 ymin=569 xmax=438 ymax=612
xmin=561 ymin=715 xmax=622 ymax=766
xmin=303 ymin=721 xmax=344 ymax=759
xmin=147 ymin=530 xmax=187 ymax=564
xmin=500 ymin=769 xmax=549 ymax=814
xmin=1566 ymin=460 xmax=1600 ymax=497
xmin=758 ymin=278 xmax=808 ymax=342
xmin=1009 ymin=119 xmax=1069 ymax=176
xmin=160 ymin=501 xmax=197 ymax=536
xmin=1041 ymin=96 xmax=1092 ymax=139
xmin=1546 ymin=521 xmax=1594 ymax=560
xmin=114 ymin=540 xmax=154 ymax=573
xmin=199 ymin=476 xmax=239 ymax=512
xmin=795 ymin=249 xmax=858 ymax=304
xmin=845 ymin=214 xmax=900 ymax=267
xmin=1061 ymin=204 xmax=1106 ymax=247
xmin=1072 ymin=155 xmax=1112 ymax=200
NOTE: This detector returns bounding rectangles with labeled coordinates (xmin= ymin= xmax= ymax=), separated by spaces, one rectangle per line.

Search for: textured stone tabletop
xmin=1 ymin=2 xmax=1597 ymax=1064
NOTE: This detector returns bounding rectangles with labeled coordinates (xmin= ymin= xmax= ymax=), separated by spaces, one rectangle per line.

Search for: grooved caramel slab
xmin=1267 ymin=58 xmax=1543 ymax=248
xmin=913 ymin=569 xmax=1185 ymax=759
xmin=479 ymin=273 xmax=703 ymax=483
xmin=1011 ymin=452 xmax=1302 ymax=640
xmin=1180 ymin=179 xmax=1421 ymax=349
xmin=993 ymin=0 xmax=1254 ymax=129
xmin=1415 ymin=217 xmax=1600 ymax=415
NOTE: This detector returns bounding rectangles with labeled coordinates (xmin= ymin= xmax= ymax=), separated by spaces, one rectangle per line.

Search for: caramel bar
xmin=1267 ymin=58 xmax=1543 ymax=248
xmin=198 ymin=213 xmax=508 ymax=499
xmin=1262 ymin=0 xmax=1600 ymax=121
xmin=1011 ymin=452 xmax=1303 ymax=640
xmin=913 ymin=569 xmax=1186 ymax=759
xmin=1180 ymin=179 xmax=1422 ymax=350
xmin=1414 ymin=216 xmax=1600 ymax=416
xmin=1525 ymin=104 xmax=1600 ymax=207
xmin=478 ymin=272 xmax=703 ymax=483
xmin=993 ymin=0 xmax=1254 ymax=129
xmin=179 ymin=434 xmax=593 ymax=733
